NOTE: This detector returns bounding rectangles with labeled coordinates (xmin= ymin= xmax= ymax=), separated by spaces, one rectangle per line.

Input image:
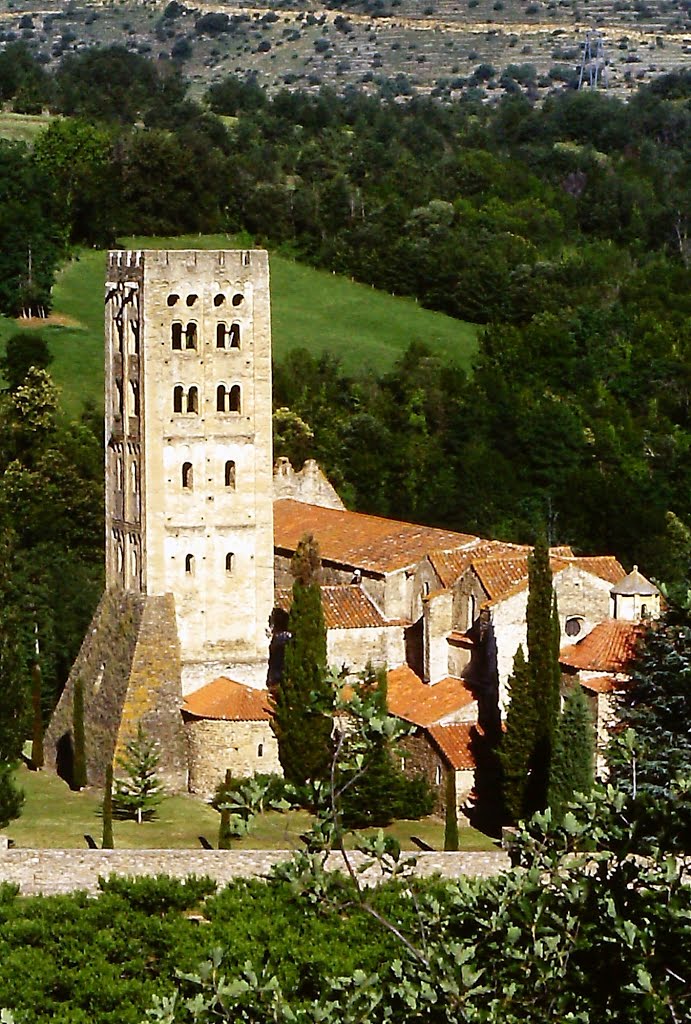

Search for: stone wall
xmin=273 ymin=458 xmax=345 ymax=510
xmin=0 ymin=848 xmax=510 ymax=896
xmin=185 ymin=718 xmax=280 ymax=798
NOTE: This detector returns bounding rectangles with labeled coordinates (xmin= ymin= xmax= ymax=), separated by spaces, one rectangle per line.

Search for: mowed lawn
xmin=0 ymin=234 xmax=478 ymax=418
xmin=5 ymin=764 xmax=497 ymax=852
xmin=0 ymin=109 xmax=54 ymax=144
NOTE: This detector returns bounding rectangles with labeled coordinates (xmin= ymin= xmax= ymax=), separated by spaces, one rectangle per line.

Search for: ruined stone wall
xmin=273 ymin=458 xmax=345 ymax=510
xmin=0 ymin=848 xmax=509 ymax=896
xmin=185 ymin=718 xmax=280 ymax=798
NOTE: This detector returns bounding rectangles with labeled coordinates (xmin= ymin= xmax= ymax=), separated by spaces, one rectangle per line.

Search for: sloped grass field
xmin=0 ymin=234 xmax=478 ymax=418
xmin=6 ymin=764 xmax=496 ymax=852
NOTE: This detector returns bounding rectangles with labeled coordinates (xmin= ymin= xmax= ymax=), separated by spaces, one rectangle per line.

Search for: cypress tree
xmin=218 ymin=768 xmax=233 ymax=850
xmin=102 ymin=762 xmax=114 ymax=849
xmin=0 ymin=529 xmax=28 ymax=826
xmin=271 ymin=535 xmax=334 ymax=786
xmin=499 ymin=645 xmax=536 ymax=822
xmin=31 ymin=659 xmax=44 ymax=770
xmin=444 ymin=769 xmax=459 ymax=851
xmin=548 ymin=685 xmax=595 ymax=821
xmin=72 ymin=677 xmax=87 ymax=790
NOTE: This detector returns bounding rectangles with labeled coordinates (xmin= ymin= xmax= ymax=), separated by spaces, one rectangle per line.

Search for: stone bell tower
xmin=104 ymin=249 xmax=275 ymax=694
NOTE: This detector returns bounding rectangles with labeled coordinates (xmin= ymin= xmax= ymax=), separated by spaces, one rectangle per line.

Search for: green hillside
xmin=0 ymin=234 xmax=478 ymax=419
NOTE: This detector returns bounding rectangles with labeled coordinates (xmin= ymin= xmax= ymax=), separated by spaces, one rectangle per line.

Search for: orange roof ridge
xmin=560 ymin=619 xmax=645 ymax=673
xmin=427 ymin=723 xmax=478 ymax=770
xmin=275 ymin=584 xmax=393 ymax=629
xmin=182 ymin=676 xmax=272 ymax=721
xmin=386 ymin=665 xmax=475 ymax=728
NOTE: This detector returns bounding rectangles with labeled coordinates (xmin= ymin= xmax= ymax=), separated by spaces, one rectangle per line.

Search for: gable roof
xmin=427 ymin=540 xmax=526 ymax=589
xmin=182 ymin=677 xmax=272 ymax=722
xmin=274 ymin=498 xmax=478 ymax=575
xmin=474 ymin=552 xmax=626 ymax=605
xmin=275 ymin=585 xmax=391 ymax=629
xmin=427 ymin=723 xmax=478 ymax=770
xmin=579 ymin=675 xmax=622 ymax=694
xmin=560 ymin=619 xmax=645 ymax=674
xmin=386 ymin=665 xmax=475 ymax=727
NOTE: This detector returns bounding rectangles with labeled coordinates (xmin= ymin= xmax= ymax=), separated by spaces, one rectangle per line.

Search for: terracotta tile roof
xmin=579 ymin=675 xmax=622 ymax=694
xmin=274 ymin=498 xmax=478 ymax=575
xmin=427 ymin=723 xmax=478 ymax=770
xmin=275 ymin=585 xmax=391 ymax=629
xmin=428 ymin=540 xmax=526 ymax=588
xmin=560 ymin=620 xmax=645 ymax=673
xmin=476 ymin=553 xmax=626 ymax=604
xmin=386 ymin=665 xmax=475 ymax=728
xmin=182 ymin=677 xmax=272 ymax=722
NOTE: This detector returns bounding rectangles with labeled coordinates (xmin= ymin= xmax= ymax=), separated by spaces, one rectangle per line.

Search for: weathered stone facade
xmin=273 ymin=457 xmax=345 ymax=510
xmin=105 ymin=250 xmax=275 ymax=694
xmin=185 ymin=718 xmax=280 ymax=798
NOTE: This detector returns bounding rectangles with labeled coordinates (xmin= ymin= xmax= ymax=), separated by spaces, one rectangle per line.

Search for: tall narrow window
xmin=185 ymin=554 xmax=195 ymax=575
xmin=225 ymin=552 xmax=234 ymax=574
xmin=185 ymin=322 xmax=198 ymax=350
xmin=115 ymin=380 xmax=123 ymax=416
xmin=131 ymin=461 xmax=138 ymax=494
xmin=230 ymin=385 xmax=241 ymax=413
xmin=187 ymin=387 xmax=199 ymax=414
xmin=217 ymin=384 xmax=227 ymax=412
xmin=129 ymin=319 xmax=140 ymax=354
xmin=173 ymin=386 xmax=183 ymax=413
xmin=129 ymin=380 xmax=140 ymax=417
xmin=171 ymin=322 xmax=183 ymax=350
xmin=229 ymin=323 xmax=240 ymax=348
xmin=116 ymin=457 xmax=124 ymax=490
xmin=182 ymin=462 xmax=193 ymax=489
xmin=225 ymin=460 xmax=236 ymax=489
xmin=216 ymin=323 xmax=226 ymax=349
xmin=257 ymin=743 xmax=263 ymax=757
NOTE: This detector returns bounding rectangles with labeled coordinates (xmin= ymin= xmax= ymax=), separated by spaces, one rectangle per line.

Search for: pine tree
xmin=548 ymin=685 xmax=594 ymax=821
xmin=102 ymin=762 xmax=114 ymax=849
xmin=113 ymin=724 xmax=162 ymax=823
xmin=499 ymin=645 xmax=536 ymax=822
xmin=72 ymin=677 xmax=87 ymax=790
xmin=271 ymin=535 xmax=334 ymax=786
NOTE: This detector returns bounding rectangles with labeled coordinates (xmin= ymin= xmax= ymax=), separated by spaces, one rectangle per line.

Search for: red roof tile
xmin=275 ymin=585 xmax=390 ymax=629
xmin=427 ymin=723 xmax=478 ymax=770
xmin=182 ymin=677 xmax=272 ymax=721
xmin=579 ymin=675 xmax=622 ymax=694
xmin=475 ymin=552 xmax=626 ymax=604
xmin=560 ymin=620 xmax=645 ymax=673
xmin=274 ymin=499 xmax=478 ymax=575
xmin=427 ymin=540 xmax=526 ymax=588
xmin=386 ymin=665 xmax=475 ymax=727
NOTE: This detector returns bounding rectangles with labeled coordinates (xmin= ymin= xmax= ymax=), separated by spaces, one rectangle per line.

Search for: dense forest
xmin=0 ymin=44 xmax=689 ymax=719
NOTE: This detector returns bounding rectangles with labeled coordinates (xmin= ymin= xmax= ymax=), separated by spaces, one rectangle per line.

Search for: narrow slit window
xmin=225 ymin=552 xmax=234 ymax=574
xmin=225 ymin=460 xmax=236 ymax=489
xmin=217 ymin=384 xmax=227 ymax=412
xmin=131 ymin=461 xmax=138 ymax=494
xmin=257 ymin=743 xmax=264 ymax=757
xmin=129 ymin=319 xmax=140 ymax=354
xmin=229 ymin=323 xmax=240 ymax=349
xmin=171 ymin=322 xmax=183 ymax=350
xmin=185 ymin=322 xmax=198 ymax=350
xmin=229 ymin=385 xmax=241 ymax=413
xmin=216 ymin=323 xmax=226 ymax=349
xmin=115 ymin=380 xmax=123 ymax=416
xmin=187 ymin=387 xmax=199 ymax=414
xmin=129 ymin=380 xmax=140 ymax=417
xmin=173 ymin=385 xmax=184 ymax=414
xmin=182 ymin=462 xmax=193 ymax=489
xmin=116 ymin=457 xmax=124 ymax=490
xmin=185 ymin=554 xmax=195 ymax=575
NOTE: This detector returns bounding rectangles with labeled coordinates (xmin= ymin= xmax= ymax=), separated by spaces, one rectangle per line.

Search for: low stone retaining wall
xmin=0 ymin=849 xmax=510 ymax=896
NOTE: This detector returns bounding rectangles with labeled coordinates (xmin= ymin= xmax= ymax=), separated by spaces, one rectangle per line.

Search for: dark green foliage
xmin=0 ymin=332 xmax=52 ymax=391
xmin=112 ymin=724 xmax=162 ymax=823
xmin=500 ymin=539 xmax=562 ymax=822
xmin=31 ymin=660 xmax=44 ymax=770
xmin=548 ymin=684 xmax=595 ymax=821
xmin=102 ymin=763 xmax=114 ymax=849
xmin=608 ymin=607 xmax=691 ymax=850
xmin=443 ymin=770 xmax=459 ymax=851
xmin=217 ymin=768 xmax=232 ymax=850
xmin=97 ymin=875 xmax=217 ymax=914
xmin=271 ymin=535 xmax=334 ymax=786
xmin=0 ymin=763 xmax=23 ymax=830
xmin=71 ymin=677 xmax=86 ymax=791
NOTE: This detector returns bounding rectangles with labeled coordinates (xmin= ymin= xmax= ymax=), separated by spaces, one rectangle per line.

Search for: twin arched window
xmin=171 ymin=322 xmax=198 ymax=351
xmin=173 ymin=386 xmax=198 ymax=414
xmin=217 ymin=384 xmax=241 ymax=414
xmin=216 ymin=323 xmax=241 ymax=349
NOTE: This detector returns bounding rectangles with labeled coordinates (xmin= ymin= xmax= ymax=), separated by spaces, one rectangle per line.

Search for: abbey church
xmin=44 ymin=250 xmax=659 ymax=814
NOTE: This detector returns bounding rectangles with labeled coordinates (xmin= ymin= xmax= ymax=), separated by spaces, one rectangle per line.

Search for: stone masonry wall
xmin=186 ymin=718 xmax=281 ymax=798
xmin=0 ymin=848 xmax=510 ymax=897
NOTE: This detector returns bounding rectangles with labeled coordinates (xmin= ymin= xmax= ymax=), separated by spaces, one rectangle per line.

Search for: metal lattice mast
xmin=578 ymin=32 xmax=608 ymax=89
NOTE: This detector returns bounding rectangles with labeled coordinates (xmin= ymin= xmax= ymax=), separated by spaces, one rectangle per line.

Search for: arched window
xmin=229 ymin=385 xmax=241 ymax=413
xmin=115 ymin=380 xmax=123 ymax=416
xmin=213 ymin=293 xmax=225 ymax=307
xmin=131 ymin=544 xmax=138 ymax=580
xmin=217 ymin=384 xmax=227 ymax=412
xmin=167 ymin=294 xmax=179 ymax=307
xmin=173 ymin=385 xmax=184 ymax=413
xmin=186 ymin=294 xmax=198 ymax=307
xmin=216 ymin=323 xmax=226 ymax=349
xmin=257 ymin=743 xmax=264 ymax=758
xmin=182 ymin=462 xmax=193 ymax=489
xmin=128 ymin=380 xmax=140 ymax=417
xmin=185 ymin=322 xmax=198 ymax=350
xmin=225 ymin=460 xmax=236 ymax=489
xmin=187 ymin=387 xmax=199 ymax=414
xmin=129 ymin=319 xmax=140 ymax=354
xmin=435 ymin=765 xmax=442 ymax=786
xmin=229 ymin=323 xmax=240 ymax=349
xmin=116 ymin=540 xmax=124 ymax=574
xmin=225 ymin=552 xmax=234 ymax=574
xmin=116 ymin=457 xmax=124 ymax=491
xmin=185 ymin=553 xmax=195 ymax=575
xmin=232 ymin=293 xmax=244 ymax=306
xmin=171 ymin=322 xmax=183 ymax=350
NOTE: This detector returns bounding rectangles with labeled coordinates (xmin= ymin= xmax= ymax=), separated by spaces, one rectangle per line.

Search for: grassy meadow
xmin=0 ymin=109 xmax=55 ymax=144
xmin=6 ymin=764 xmax=497 ymax=852
xmin=0 ymin=234 xmax=478 ymax=418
